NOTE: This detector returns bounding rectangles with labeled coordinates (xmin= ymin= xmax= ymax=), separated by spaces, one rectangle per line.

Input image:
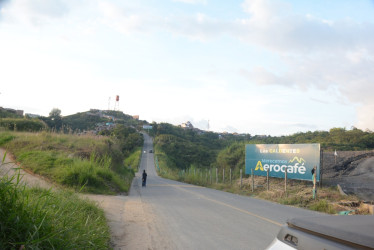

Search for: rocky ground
xmin=322 ymin=150 xmax=374 ymax=201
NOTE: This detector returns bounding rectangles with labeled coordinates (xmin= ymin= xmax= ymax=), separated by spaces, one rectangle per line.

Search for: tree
xmin=47 ymin=108 xmax=62 ymax=130
xmin=49 ymin=108 xmax=61 ymax=119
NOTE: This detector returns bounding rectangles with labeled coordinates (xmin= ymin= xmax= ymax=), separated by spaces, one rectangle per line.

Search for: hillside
xmin=38 ymin=109 xmax=143 ymax=133
xmin=151 ymin=124 xmax=374 ymax=203
xmin=152 ymin=125 xmax=374 ymax=172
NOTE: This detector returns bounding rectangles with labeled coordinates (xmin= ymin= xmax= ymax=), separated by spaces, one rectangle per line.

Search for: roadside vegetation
xmin=156 ymin=163 xmax=368 ymax=215
xmin=0 ymin=166 xmax=110 ymax=249
xmin=0 ymin=118 xmax=47 ymax=132
xmin=0 ymin=109 xmax=144 ymax=248
xmin=0 ymin=130 xmax=141 ymax=194
xmin=0 ymin=109 xmax=143 ymax=194
xmin=152 ymin=125 xmax=374 ymax=215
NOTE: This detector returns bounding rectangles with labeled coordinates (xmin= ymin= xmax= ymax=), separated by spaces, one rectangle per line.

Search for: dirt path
xmin=0 ymin=148 xmax=53 ymax=190
xmin=84 ymin=178 xmax=174 ymax=250
xmin=0 ymin=148 xmax=170 ymax=249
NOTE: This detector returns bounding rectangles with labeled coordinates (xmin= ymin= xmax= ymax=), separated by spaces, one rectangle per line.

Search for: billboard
xmin=245 ymin=144 xmax=320 ymax=181
xmin=143 ymin=125 xmax=153 ymax=130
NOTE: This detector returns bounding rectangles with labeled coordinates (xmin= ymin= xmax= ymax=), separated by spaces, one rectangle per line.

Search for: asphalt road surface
xmin=131 ymin=134 xmax=322 ymax=250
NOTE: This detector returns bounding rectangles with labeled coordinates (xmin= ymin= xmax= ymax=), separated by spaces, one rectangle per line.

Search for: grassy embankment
xmin=155 ymin=149 xmax=368 ymax=215
xmin=0 ymin=131 xmax=141 ymax=194
xmin=0 ymin=130 xmax=142 ymax=248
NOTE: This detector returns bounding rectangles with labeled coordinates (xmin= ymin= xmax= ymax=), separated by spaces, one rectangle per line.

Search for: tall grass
xmin=124 ymin=148 xmax=142 ymax=172
xmin=309 ymin=199 xmax=337 ymax=214
xmin=0 ymin=159 xmax=110 ymax=249
xmin=0 ymin=131 xmax=135 ymax=194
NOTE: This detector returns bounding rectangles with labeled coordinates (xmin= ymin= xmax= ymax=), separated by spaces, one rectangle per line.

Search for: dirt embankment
xmin=322 ymin=150 xmax=374 ymax=201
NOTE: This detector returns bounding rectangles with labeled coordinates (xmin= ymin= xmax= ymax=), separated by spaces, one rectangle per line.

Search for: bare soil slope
xmin=322 ymin=150 xmax=374 ymax=201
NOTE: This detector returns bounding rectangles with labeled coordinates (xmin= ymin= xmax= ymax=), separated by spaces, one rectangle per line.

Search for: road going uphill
xmin=124 ymin=133 xmax=322 ymax=249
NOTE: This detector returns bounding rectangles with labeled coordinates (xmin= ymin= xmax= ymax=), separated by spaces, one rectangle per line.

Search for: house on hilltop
xmin=180 ymin=121 xmax=194 ymax=129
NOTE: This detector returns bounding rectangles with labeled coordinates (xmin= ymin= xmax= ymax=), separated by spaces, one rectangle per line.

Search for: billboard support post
xmin=267 ymin=169 xmax=269 ymax=191
xmin=320 ymin=149 xmax=323 ymax=188
xmin=284 ymin=166 xmax=288 ymax=196
xmin=251 ymin=169 xmax=254 ymax=192
xmin=313 ymin=166 xmax=317 ymax=199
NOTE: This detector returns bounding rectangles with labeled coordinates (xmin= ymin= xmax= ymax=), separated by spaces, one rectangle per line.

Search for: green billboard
xmin=245 ymin=144 xmax=320 ymax=181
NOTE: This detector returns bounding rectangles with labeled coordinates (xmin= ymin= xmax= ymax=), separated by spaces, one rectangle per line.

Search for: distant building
xmin=255 ymin=135 xmax=267 ymax=138
xmin=16 ymin=110 xmax=24 ymax=116
xmin=180 ymin=121 xmax=194 ymax=129
xmin=25 ymin=113 xmax=40 ymax=118
xmin=1 ymin=107 xmax=24 ymax=116
xmin=133 ymin=115 xmax=139 ymax=120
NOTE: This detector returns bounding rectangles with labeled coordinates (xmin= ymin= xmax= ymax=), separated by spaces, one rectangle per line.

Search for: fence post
xmin=251 ymin=169 xmax=254 ymax=192
xmin=216 ymin=168 xmax=218 ymax=184
xmin=210 ymin=169 xmax=212 ymax=184
xmin=320 ymin=149 xmax=323 ymax=188
xmin=223 ymin=169 xmax=225 ymax=183
xmin=240 ymin=169 xmax=243 ymax=188
xmin=230 ymin=168 xmax=232 ymax=185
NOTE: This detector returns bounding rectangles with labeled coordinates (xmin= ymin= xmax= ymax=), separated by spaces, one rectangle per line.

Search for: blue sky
xmin=0 ymin=0 xmax=373 ymax=136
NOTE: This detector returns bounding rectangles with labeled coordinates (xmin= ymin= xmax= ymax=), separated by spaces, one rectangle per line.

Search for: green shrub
xmin=0 ymin=118 xmax=47 ymax=132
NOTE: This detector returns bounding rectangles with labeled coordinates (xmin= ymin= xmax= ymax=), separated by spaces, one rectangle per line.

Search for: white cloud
xmin=97 ymin=1 xmax=149 ymax=34
xmin=172 ymin=0 xmax=207 ymax=4
xmin=0 ymin=0 xmax=69 ymax=26
xmin=234 ymin=0 xmax=374 ymax=131
xmin=356 ymin=104 xmax=374 ymax=131
xmin=241 ymin=0 xmax=291 ymax=24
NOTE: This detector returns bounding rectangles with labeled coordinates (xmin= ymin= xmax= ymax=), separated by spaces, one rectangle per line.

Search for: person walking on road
xmin=142 ymin=170 xmax=147 ymax=187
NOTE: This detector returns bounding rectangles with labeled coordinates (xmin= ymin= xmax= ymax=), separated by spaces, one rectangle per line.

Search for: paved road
xmin=130 ymin=134 xmax=322 ymax=250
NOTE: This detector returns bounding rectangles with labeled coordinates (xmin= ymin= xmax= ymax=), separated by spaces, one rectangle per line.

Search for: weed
xmin=0 ymin=163 xmax=110 ymax=249
xmin=309 ymin=199 xmax=337 ymax=214
xmin=0 ymin=132 xmax=15 ymax=146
